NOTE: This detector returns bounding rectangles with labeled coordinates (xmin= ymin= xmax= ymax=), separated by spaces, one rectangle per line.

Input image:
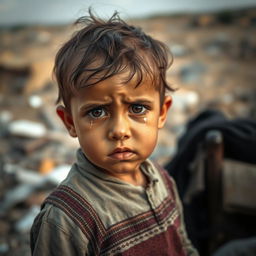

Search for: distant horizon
xmin=0 ymin=0 xmax=256 ymax=27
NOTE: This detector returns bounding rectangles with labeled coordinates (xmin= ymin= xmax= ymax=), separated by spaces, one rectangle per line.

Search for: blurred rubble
xmin=0 ymin=7 xmax=256 ymax=256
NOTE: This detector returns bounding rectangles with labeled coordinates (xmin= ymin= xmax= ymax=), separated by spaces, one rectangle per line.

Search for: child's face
xmin=57 ymin=74 xmax=171 ymax=179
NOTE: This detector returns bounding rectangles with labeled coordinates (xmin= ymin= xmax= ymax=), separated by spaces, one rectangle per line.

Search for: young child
xmin=30 ymin=10 xmax=198 ymax=256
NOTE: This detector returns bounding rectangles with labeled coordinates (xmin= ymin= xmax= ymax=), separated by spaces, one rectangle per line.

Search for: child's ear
xmin=158 ymin=96 xmax=172 ymax=129
xmin=56 ymin=105 xmax=77 ymax=137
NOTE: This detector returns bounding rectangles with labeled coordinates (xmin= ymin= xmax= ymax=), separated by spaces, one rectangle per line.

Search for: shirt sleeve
xmin=30 ymin=205 xmax=89 ymax=256
xmin=169 ymin=176 xmax=200 ymax=256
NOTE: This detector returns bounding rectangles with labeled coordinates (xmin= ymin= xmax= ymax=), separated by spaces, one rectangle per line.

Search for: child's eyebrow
xmin=79 ymin=98 xmax=154 ymax=113
xmin=123 ymin=98 xmax=154 ymax=105
xmin=79 ymin=102 xmax=111 ymax=113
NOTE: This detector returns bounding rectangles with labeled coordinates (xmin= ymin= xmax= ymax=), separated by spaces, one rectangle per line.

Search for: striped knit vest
xmin=42 ymin=168 xmax=186 ymax=256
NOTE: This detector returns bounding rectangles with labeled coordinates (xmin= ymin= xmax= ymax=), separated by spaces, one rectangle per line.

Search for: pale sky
xmin=0 ymin=0 xmax=256 ymax=26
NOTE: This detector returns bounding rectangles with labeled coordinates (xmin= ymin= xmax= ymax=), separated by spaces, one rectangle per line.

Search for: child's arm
xmin=30 ymin=205 xmax=88 ymax=256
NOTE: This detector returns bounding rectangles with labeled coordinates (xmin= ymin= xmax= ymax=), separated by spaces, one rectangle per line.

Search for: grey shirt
xmin=31 ymin=149 xmax=198 ymax=255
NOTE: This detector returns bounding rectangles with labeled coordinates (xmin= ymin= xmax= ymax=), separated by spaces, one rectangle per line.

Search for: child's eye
xmin=129 ymin=104 xmax=147 ymax=115
xmin=88 ymin=107 xmax=107 ymax=119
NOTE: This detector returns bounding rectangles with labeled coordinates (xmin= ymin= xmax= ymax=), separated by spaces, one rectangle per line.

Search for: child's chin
xmin=104 ymin=161 xmax=141 ymax=175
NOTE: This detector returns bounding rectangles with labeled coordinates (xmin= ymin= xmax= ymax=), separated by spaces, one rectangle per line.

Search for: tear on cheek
xmin=132 ymin=116 xmax=148 ymax=124
xmin=135 ymin=116 xmax=148 ymax=125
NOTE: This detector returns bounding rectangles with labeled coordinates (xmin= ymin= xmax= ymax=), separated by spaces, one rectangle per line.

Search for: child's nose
xmin=108 ymin=114 xmax=131 ymax=141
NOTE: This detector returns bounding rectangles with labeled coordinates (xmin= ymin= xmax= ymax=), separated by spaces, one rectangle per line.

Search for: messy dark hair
xmin=54 ymin=9 xmax=174 ymax=109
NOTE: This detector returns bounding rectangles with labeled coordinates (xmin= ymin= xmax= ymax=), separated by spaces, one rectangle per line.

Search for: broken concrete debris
xmin=8 ymin=120 xmax=47 ymax=138
xmin=28 ymin=95 xmax=43 ymax=109
xmin=170 ymin=44 xmax=190 ymax=57
xmin=179 ymin=61 xmax=207 ymax=84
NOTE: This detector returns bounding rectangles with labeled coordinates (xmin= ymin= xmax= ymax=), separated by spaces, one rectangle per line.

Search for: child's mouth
xmin=108 ymin=148 xmax=135 ymax=160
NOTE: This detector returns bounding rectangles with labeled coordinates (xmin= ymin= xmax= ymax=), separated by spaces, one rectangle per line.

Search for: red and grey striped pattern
xmin=44 ymin=185 xmax=106 ymax=254
xmin=44 ymin=170 xmax=185 ymax=255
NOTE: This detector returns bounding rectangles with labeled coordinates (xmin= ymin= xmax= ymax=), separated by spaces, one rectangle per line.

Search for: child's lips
xmin=108 ymin=148 xmax=135 ymax=160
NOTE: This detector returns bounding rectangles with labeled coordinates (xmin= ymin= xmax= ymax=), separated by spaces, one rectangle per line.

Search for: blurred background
xmin=0 ymin=0 xmax=256 ymax=255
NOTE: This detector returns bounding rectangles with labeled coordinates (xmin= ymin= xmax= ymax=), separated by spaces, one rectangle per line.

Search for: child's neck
xmin=126 ymin=169 xmax=148 ymax=187
xmin=106 ymin=167 xmax=148 ymax=188
xmin=87 ymin=157 xmax=148 ymax=187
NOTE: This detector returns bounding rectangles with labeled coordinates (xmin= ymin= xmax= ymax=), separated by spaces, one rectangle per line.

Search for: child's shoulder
xmin=30 ymin=194 xmax=89 ymax=254
xmin=149 ymin=160 xmax=177 ymax=188
xmin=33 ymin=198 xmax=79 ymax=233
